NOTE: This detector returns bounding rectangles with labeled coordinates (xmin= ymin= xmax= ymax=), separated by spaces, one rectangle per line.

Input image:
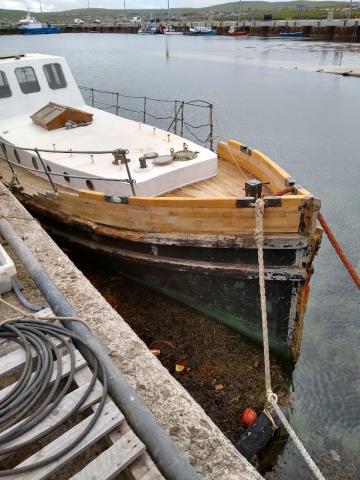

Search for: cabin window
xmin=86 ymin=180 xmax=94 ymax=190
xmin=64 ymin=172 xmax=70 ymax=183
xmin=0 ymin=72 xmax=12 ymax=98
xmin=15 ymin=67 xmax=40 ymax=94
xmin=32 ymin=156 xmax=39 ymax=170
xmin=14 ymin=149 xmax=21 ymax=164
xmin=43 ymin=63 xmax=67 ymax=90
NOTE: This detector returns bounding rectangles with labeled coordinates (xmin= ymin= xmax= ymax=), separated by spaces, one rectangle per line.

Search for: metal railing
xmin=79 ymin=86 xmax=215 ymax=151
xmin=0 ymin=141 xmax=136 ymax=195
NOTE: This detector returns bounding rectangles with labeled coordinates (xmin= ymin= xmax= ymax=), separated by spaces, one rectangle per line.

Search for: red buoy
xmin=241 ymin=408 xmax=257 ymax=427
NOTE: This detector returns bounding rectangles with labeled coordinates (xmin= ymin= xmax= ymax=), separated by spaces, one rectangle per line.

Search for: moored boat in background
xmin=279 ymin=31 xmax=304 ymax=37
xmin=226 ymin=26 xmax=249 ymax=37
xmin=18 ymin=12 xmax=60 ymax=35
xmin=138 ymin=24 xmax=163 ymax=34
xmin=0 ymin=52 xmax=322 ymax=361
xmin=184 ymin=25 xmax=217 ymax=36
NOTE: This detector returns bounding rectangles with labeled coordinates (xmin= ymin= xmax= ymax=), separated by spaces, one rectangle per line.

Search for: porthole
xmin=86 ymin=179 xmax=94 ymax=190
xmin=64 ymin=172 xmax=70 ymax=183
xmin=14 ymin=149 xmax=21 ymax=164
xmin=46 ymin=165 xmax=52 ymax=172
xmin=32 ymin=156 xmax=39 ymax=170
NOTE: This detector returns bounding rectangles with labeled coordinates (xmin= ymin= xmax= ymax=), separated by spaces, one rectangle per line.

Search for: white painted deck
xmin=0 ymin=53 xmax=217 ymax=197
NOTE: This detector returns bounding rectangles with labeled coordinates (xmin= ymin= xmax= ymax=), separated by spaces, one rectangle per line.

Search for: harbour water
xmin=1 ymin=33 xmax=359 ymax=478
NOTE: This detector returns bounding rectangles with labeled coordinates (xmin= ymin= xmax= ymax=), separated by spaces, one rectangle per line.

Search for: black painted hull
xmin=35 ymin=214 xmax=314 ymax=360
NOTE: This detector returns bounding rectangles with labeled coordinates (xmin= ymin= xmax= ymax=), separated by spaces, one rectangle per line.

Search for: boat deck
xmin=0 ymin=156 xmax=271 ymax=198
xmin=165 ymin=158 xmax=271 ymax=197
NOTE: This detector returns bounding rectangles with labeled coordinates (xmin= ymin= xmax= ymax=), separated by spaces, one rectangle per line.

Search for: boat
xmin=18 ymin=12 xmax=60 ymax=35
xmin=0 ymin=52 xmax=322 ymax=361
xmin=184 ymin=26 xmax=217 ymax=36
xmin=226 ymin=26 xmax=249 ymax=37
xmin=164 ymin=26 xmax=182 ymax=35
xmin=279 ymin=31 xmax=304 ymax=37
xmin=138 ymin=25 xmax=163 ymax=34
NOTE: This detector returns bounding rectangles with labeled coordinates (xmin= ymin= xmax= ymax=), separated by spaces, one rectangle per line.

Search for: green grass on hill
xmin=0 ymin=1 xmax=357 ymax=24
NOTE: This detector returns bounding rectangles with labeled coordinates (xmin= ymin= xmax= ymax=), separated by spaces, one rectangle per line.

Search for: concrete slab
xmin=0 ymin=182 xmax=263 ymax=480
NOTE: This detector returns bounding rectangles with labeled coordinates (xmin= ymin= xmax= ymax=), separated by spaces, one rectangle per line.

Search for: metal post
xmin=209 ymin=103 xmax=214 ymax=152
xmin=35 ymin=148 xmax=57 ymax=193
xmin=180 ymin=101 xmax=184 ymax=138
xmin=123 ymin=156 xmax=136 ymax=196
xmin=91 ymin=88 xmax=95 ymax=107
xmin=347 ymin=0 xmax=353 ymax=20
xmin=116 ymin=92 xmax=119 ymax=116
xmin=174 ymin=100 xmax=178 ymax=135
xmin=143 ymin=96 xmax=147 ymax=124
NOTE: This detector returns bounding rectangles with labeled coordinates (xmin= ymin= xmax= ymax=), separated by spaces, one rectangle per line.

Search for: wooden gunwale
xmin=0 ymin=139 xmax=318 ymax=237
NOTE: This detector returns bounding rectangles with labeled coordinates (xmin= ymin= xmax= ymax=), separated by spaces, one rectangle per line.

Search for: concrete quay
xmin=1 ymin=18 xmax=359 ymax=41
xmin=0 ymin=181 xmax=263 ymax=480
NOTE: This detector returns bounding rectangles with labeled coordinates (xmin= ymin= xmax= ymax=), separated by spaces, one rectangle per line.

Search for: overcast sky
xmin=0 ymin=0 xmax=316 ymax=12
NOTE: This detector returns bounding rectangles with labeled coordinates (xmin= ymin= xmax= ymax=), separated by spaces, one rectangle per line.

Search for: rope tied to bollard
xmin=254 ymin=198 xmax=326 ymax=480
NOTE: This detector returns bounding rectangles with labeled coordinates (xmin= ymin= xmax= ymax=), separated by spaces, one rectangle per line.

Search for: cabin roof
xmin=0 ymin=53 xmax=60 ymax=64
xmin=0 ymin=53 xmax=25 ymax=60
xmin=0 ymin=105 xmax=217 ymax=197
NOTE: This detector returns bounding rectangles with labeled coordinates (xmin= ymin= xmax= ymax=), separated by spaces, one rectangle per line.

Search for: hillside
xmin=0 ymin=1 xmax=357 ymax=24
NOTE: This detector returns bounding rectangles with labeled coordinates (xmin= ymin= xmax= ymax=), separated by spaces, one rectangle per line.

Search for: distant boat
xmin=138 ymin=25 xmax=163 ymax=34
xmin=226 ymin=26 xmax=249 ymax=37
xmin=279 ymin=31 xmax=303 ymax=37
xmin=164 ymin=25 xmax=182 ymax=35
xmin=18 ymin=12 xmax=60 ymax=35
xmin=184 ymin=26 xmax=216 ymax=36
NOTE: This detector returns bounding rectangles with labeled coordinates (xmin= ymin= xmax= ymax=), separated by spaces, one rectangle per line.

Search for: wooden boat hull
xmin=32 ymin=213 xmax=320 ymax=359
xmin=0 ymin=140 xmax=322 ymax=360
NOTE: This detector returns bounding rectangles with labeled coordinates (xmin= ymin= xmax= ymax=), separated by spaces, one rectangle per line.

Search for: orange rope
xmin=318 ymin=212 xmax=360 ymax=289
xmin=274 ymin=186 xmax=296 ymax=196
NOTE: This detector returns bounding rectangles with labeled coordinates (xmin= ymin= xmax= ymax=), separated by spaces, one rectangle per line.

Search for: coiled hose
xmin=0 ymin=319 xmax=108 ymax=477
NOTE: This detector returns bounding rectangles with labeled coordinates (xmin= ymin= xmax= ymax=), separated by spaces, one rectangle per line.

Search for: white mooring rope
xmin=254 ymin=198 xmax=326 ymax=480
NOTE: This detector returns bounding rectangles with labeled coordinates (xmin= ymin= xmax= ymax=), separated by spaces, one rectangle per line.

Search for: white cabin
xmin=0 ymin=53 xmax=217 ymax=197
xmin=18 ymin=12 xmax=42 ymax=29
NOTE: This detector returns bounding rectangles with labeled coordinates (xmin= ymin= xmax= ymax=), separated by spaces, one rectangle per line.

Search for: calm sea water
xmin=2 ymin=33 xmax=359 ymax=478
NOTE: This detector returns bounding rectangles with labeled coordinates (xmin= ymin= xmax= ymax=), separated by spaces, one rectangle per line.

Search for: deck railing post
xmin=174 ymin=100 xmax=178 ymax=135
xmin=116 ymin=92 xmax=119 ymax=116
xmin=123 ymin=155 xmax=136 ymax=196
xmin=35 ymin=148 xmax=57 ymax=193
xmin=180 ymin=101 xmax=185 ymax=138
xmin=209 ymin=103 xmax=214 ymax=152
xmin=143 ymin=96 xmax=147 ymax=124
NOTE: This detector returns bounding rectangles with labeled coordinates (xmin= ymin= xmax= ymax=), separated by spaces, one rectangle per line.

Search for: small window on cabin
xmin=15 ymin=66 xmax=40 ymax=94
xmin=0 ymin=71 xmax=12 ymax=98
xmin=43 ymin=63 xmax=67 ymax=90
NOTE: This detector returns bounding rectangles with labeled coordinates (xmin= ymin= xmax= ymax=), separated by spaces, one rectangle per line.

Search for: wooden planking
xmin=0 ymin=336 xmax=63 ymax=377
xmin=13 ymin=400 xmax=124 ymax=480
xmin=218 ymin=140 xmax=311 ymax=196
xmin=124 ymin=454 xmax=165 ymax=480
xmin=36 ymin=190 xmax=303 ymax=235
xmin=73 ymin=369 xmax=165 ymax=480
xmin=0 ymin=323 xmax=162 ymax=480
xmin=163 ymin=158 xmax=262 ymax=198
xmin=71 ymin=430 xmax=145 ymax=480
xmin=0 ymin=350 xmax=87 ymax=402
xmin=0 ymin=379 xmax=104 ymax=461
